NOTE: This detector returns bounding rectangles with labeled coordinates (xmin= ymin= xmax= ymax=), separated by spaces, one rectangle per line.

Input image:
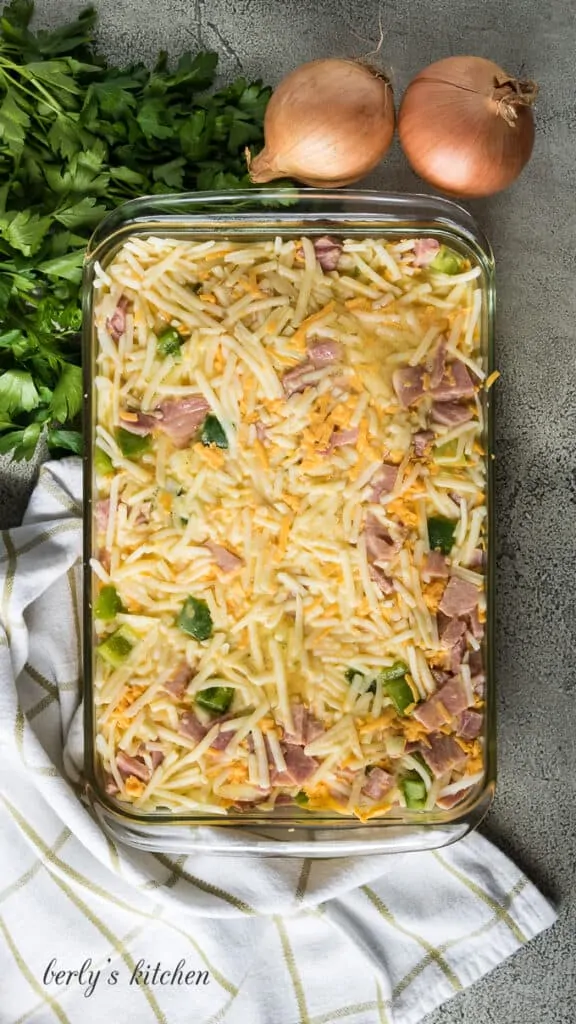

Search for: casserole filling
xmin=91 ymin=233 xmax=487 ymax=818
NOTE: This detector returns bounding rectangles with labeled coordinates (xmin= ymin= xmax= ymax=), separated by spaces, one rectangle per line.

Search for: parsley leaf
xmin=0 ymin=369 xmax=39 ymax=414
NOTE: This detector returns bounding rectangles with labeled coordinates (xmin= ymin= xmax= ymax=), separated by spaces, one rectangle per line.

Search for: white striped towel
xmin=0 ymin=460 xmax=556 ymax=1024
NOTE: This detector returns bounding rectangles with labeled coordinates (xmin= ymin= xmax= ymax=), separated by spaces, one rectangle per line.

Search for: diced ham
xmin=413 ymin=238 xmax=440 ymax=267
xmin=118 ymin=409 xmax=161 ymax=436
xmin=392 ymin=365 xmax=425 ymax=407
xmin=439 ymin=577 xmax=480 ymax=617
xmin=97 ymin=547 xmax=111 ymax=573
xmin=413 ymin=676 xmax=469 ymax=730
xmin=273 ymin=744 xmax=318 ymax=785
xmin=205 ymin=541 xmax=244 ymax=573
xmin=369 ymin=564 xmax=395 ymax=595
xmin=450 ymin=637 xmax=466 ymax=673
xmin=116 ymin=751 xmax=151 ymax=782
xmin=106 ymin=296 xmax=129 ymax=341
xmin=156 ymin=395 xmax=211 ymax=448
xmin=95 ymin=499 xmax=109 ymax=532
xmin=255 ymin=420 xmax=267 ymax=443
xmin=422 ymin=551 xmax=448 ymax=581
xmin=430 ymin=360 xmax=475 ymax=402
xmin=419 ymin=734 xmax=467 ymax=777
xmin=164 ymin=663 xmax=193 ymax=699
xmin=413 ymin=431 xmax=434 ymax=458
xmin=456 ymin=709 xmax=483 ymax=740
xmin=281 ymin=360 xmax=316 ymax=397
xmin=284 ymin=705 xmax=324 ymax=746
xmin=472 ymin=672 xmax=486 ymax=698
xmin=437 ymin=787 xmax=473 ymax=809
xmin=276 ymin=793 xmax=295 ymax=805
xmin=369 ymin=463 xmax=398 ymax=502
xmin=210 ymin=729 xmax=233 ymax=751
xmin=138 ymin=744 xmax=165 ymax=770
xmin=429 ymin=337 xmax=447 ymax=389
xmin=431 ymin=401 xmax=473 ymax=426
xmin=440 ymin=616 xmax=466 ymax=648
xmin=468 ymin=607 xmax=485 ymax=639
xmin=364 ymin=514 xmax=398 ymax=564
xmin=307 ymin=339 xmax=343 ymax=366
xmin=469 ymin=548 xmax=486 ymax=570
xmin=313 ymin=235 xmax=343 ymax=272
xmin=179 ymin=711 xmax=207 ymax=743
xmin=322 ymin=427 xmax=359 ymax=455
xmin=468 ymin=650 xmax=484 ymax=677
xmin=361 ymin=767 xmax=393 ymax=801
xmin=104 ymin=773 xmax=119 ymax=795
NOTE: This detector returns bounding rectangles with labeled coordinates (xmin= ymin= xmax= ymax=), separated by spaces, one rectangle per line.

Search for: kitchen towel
xmin=0 ymin=459 xmax=556 ymax=1024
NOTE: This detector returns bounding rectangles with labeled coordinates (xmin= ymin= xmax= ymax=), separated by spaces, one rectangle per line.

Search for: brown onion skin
xmin=249 ymin=58 xmax=395 ymax=187
xmin=399 ymin=56 xmax=536 ymax=198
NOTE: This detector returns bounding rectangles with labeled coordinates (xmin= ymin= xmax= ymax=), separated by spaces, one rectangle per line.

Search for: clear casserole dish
xmin=82 ymin=189 xmax=496 ymax=856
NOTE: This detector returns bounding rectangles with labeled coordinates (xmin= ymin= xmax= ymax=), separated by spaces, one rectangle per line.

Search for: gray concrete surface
xmin=2 ymin=0 xmax=575 ymax=1021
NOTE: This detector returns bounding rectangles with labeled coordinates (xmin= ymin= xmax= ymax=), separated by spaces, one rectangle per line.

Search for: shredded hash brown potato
xmin=91 ymin=233 xmax=488 ymax=819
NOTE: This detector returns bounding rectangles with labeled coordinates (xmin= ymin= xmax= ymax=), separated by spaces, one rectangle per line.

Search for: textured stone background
xmin=1 ymin=1 xmax=575 ymax=1021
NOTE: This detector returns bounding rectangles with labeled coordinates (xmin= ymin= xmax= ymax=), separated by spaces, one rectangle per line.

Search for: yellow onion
xmin=398 ymin=56 xmax=538 ymax=197
xmin=248 ymin=58 xmax=395 ymax=187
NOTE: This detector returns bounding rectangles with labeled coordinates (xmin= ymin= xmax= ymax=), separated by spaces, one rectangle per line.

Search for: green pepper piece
xmin=97 ymin=626 xmax=136 ymax=668
xmin=157 ymin=326 xmax=182 ymax=358
xmin=381 ymin=675 xmax=415 ymax=716
xmin=115 ymin=428 xmax=151 ymax=459
xmin=94 ymin=585 xmax=123 ymax=621
xmin=94 ymin=446 xmax=113 ymax=475
xmin=200 ymin=414 xmax=228 ymax=449
xmin=294 ymin=791 xmax=310 ymax=806
xmin=402 ymin=772 xmax=427 ymax=809
xmin=427 ymin=516 xmax=457 ymax=555
xmin=195 ymin=685 xmax=234 ymax=715
xmin=379 ymin=661 xmax=408 ymax=682
xmin=176 ymin=596 xmax=213 ymax=641
xmin=430 ymin=245 xmax=464 ymax=275
xmin=345 ymin=667 xmax=364 ymax=683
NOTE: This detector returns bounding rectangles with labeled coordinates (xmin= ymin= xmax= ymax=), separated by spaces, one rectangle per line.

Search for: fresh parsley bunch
xmin=0 ymin=0 xmax=274 ymax=458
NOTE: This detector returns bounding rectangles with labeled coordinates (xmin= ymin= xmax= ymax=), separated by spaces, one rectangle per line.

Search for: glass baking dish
xmin=82 ymin=189 xmax=496 ymax=856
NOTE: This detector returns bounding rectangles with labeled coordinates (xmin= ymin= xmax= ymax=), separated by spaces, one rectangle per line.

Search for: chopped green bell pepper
xmin=94 ymin=585 xmax=123 ymax=621
xmin=115 ymin=428 xmax=151 ymax=459
xmin=382 ymin=675 xmax=415 ymax=716
xmin=156 ymin=326 xmax=182 ymax=358
xmin=379 ymin=661 xmax=408 ymax=682
xmin=430 ymin=245 xmax=465 ymax=275
xmin=177 ymin=596 xmax=213 ymax=641
xmin=427 ymin=516 xmax=457 ymax=555
xmin=94 ymin=446 xmax=113 ymax=475
xmin=294 ymin=791 xmax=310 ymax=806
xmin=200 ymin=414 xmax=228 ymax=449
xmin=97 ymin=626 xmax=137 ymax=668
xmin=195 ymin=685 xmax=234 ymax=715
xmin=402 ymin=772 xmax=427 ymax=809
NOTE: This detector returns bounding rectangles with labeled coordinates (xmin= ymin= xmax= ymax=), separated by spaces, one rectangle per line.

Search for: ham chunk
xmin=164 ymin=663 xmax=193 ymax=699
xmin=106 ymin=296 xmax=129 ymax=341
xmin=323 ymin=427 xmax=359 ymax=455
xmin=430 ymin=360 xmax=475 ymax=402
xmin=413 ymin=238 xmax=440 ymax=267
xmin=419 ymin=734 xmax=467 ymax=777
xmin=281 ymin=360 xmax=317 ymax=397
xmin=369 ymin=564 xmax=395 ymax=595
xmin=179 ymin=711 xmax=207 ymax=743
xmin=413 ymin=431 xmax=434 ymax=458
xmin=205 ymin=541 xmax=244 ymax=573
xmin=364 ymin=514 xmax=398 ymax=564
xmin=439 ymin=615 xmax=466 ymax=648
xmin=284 ymin=704 xmax=324 ymax=746
xmin=369 ymin=463 xmax=398 ymax=502
xmin=439 ymin=577 xmax=480 ymax=617
xmin=273 ymin=744 xmax=318 ymax=786
xmin=156 ymin=395 xmax=210 ymax=448
xmin=313 ymin=235 xmax=342 ymax=272
xmin=422 ymin=551 xmax=448 ymax=581
xmin=116 ymin=751 xmax=151 ymax=783
xmin=413 ymin=676 xmax=469 ymax=730
xmin=437 ymin=787 xmax=473 ymax=809
xmin=361 ymin=767 xmax=393 ymax=801
xmin=307 ymin=339 xmax=343 ymax=366
xmin=392 ymin=365 xmax=425 ymax=407
xmin=431 ymin=402 xmax=473 ymax=426
xmin=95 ymin=499 xmax=109 ymax=532
xmin=429 ymin=337 xmax=447 ymax=389
xmin=118 ymin=409 xmax=161 ymax=436
xmin=456 ymin=709 xmax=483 ymax=740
